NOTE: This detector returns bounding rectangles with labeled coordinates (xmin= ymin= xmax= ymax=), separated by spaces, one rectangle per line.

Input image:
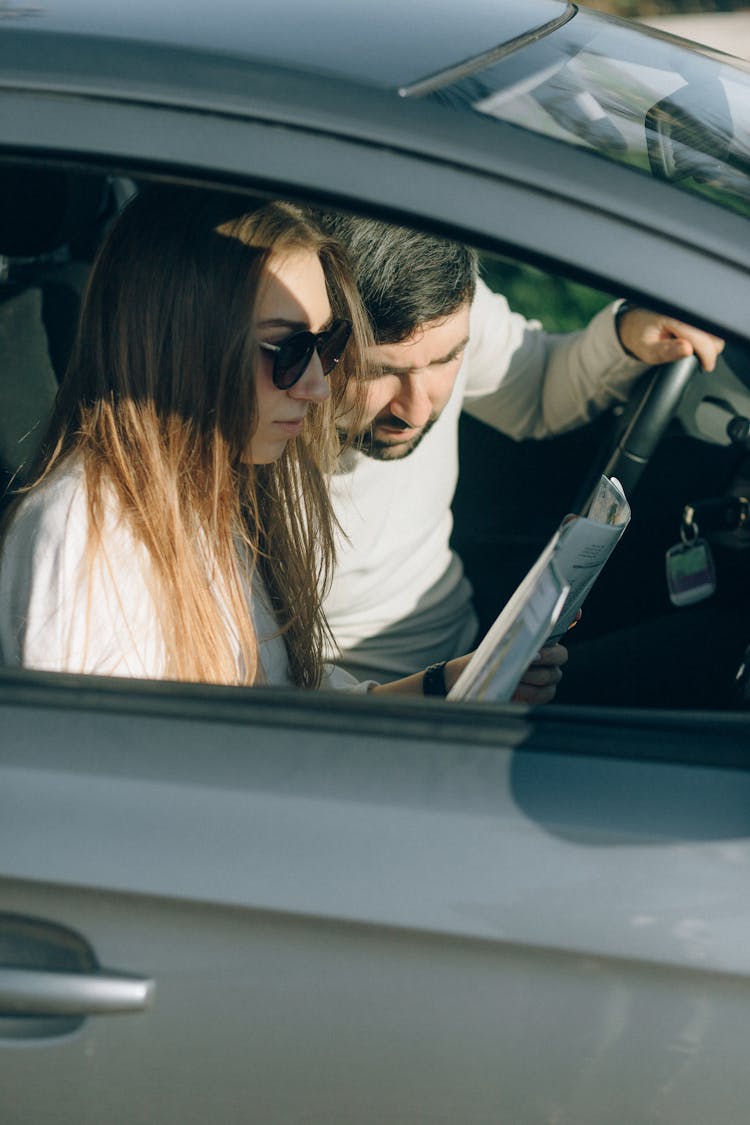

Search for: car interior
xmin=454 ymin=307 xmax=750 ymax=711
xmin=0 ymin=166 xmax=118 ymax=498
xmin=1 ymin=158 xmax=749 ymax=715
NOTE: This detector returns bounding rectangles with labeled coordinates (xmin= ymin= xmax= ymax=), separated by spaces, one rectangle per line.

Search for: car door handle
xmin=0 ymin=966 xmax=155 ymax=1016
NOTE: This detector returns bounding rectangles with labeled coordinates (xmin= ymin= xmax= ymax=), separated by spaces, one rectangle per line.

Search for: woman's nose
xmin=289 ymin=350 xmax=331 ymax=404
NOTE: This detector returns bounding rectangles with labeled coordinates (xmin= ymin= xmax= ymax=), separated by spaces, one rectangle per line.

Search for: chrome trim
xmin=399 ymin=3 xmax=577 ymax=99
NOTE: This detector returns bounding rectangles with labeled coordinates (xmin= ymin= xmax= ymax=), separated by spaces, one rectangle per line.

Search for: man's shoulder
xmin=466 ymin=276 xmax=515 ymax=370
xmin=462 ymin=276 xmax=532 ymax=401
xmin=469 ymin=275 xmax=511 ymax=322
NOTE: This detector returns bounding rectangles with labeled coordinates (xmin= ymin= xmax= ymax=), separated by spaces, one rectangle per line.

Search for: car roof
xmin=0 ymin=0 xmax=571 ymax=90
xmin=0 ymin=0 xmax=748 ymax=341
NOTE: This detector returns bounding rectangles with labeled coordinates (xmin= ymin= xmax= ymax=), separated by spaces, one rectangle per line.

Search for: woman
xmin=0 ymin=188 xmax=365 ymax=687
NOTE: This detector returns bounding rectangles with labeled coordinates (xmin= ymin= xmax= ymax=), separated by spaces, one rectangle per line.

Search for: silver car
xmin=1 ymin=1 xmax=750 ymax=1121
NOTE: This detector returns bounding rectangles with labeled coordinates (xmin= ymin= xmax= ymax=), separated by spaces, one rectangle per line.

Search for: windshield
xmin=427 ymin=8 xmax=750 ymax=218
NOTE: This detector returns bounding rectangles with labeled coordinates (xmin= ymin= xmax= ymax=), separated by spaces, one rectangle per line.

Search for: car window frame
xmin=0 ymin=76 xmax=746 ymax=339
xmin=0 ymin=89 xmax=748 ymax=760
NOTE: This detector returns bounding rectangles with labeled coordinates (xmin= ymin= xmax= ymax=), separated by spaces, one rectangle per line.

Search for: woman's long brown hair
xmin=23 ymin=188 xmax=370 ymax=686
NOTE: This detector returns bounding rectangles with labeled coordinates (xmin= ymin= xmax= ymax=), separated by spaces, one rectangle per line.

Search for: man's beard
xmin=344 ymin=414 xmax=437 ymax=461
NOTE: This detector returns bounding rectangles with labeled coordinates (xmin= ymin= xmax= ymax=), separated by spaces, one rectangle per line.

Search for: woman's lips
xmin=275 ymin=417 xmax=306 ymax=436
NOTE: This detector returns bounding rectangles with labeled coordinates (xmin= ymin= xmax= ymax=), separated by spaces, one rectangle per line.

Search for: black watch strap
xmin=615 ymin=300 xmax=640 ymax=359
xmin=423 ymin=660 xmax=448 ymax=697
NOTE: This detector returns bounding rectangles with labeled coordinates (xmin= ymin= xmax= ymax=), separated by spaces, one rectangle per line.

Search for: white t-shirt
xmin=0 ymin=458 xmax=362 ymax=691
xmin=323 ymin=281 xmax=645 ymax=680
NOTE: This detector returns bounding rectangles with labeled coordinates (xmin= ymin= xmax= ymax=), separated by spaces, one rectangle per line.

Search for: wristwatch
xmin=615 ymin=300 xmax=639 ymax=358
xmin=423 ymin=660 xmax=448 ymax=697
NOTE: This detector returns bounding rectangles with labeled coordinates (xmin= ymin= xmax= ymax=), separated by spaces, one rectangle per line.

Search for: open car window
xmin=0 ymin=162 xmax=748 ymax=717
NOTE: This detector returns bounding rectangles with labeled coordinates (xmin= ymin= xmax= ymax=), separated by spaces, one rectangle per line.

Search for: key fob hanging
xmin=666 ymin=507 xmax=716 ymax=607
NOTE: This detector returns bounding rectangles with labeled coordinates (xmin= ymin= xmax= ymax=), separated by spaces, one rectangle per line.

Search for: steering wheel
xmin=597 ymin=355 xmax=700 ymax=500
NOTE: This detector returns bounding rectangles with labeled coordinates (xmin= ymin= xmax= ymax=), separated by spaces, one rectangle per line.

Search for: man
xmin=319 ymin=214 xmax=724 ymax=688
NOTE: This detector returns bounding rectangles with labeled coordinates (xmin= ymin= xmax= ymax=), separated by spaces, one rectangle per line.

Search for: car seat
xmin=0 ymin=166 xmax=111 ymax=502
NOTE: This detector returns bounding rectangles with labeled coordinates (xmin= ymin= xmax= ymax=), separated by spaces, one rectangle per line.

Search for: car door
xmin=3 ymin=671 xmax=750 ymax=1125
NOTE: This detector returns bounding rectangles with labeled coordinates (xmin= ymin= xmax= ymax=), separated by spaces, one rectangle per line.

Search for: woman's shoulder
xmin=3 ymin=457 xmax=89 ymax=559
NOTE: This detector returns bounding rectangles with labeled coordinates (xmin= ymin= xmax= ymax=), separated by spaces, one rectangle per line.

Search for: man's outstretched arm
xmin=463 ymin=279 xmax=724 ymax=440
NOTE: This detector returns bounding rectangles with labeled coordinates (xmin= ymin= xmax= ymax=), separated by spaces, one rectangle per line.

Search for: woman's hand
xmin=511 ymin=643 xmax=568 ymax=705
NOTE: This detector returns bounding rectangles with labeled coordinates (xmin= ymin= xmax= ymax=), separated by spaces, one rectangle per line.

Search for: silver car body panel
xmin=2 ymin=675 xmax=750 ymax=1122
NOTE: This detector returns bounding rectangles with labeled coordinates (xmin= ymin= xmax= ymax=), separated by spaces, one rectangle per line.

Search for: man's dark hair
xmin=315 ymin=212 xmax=478 ymax=345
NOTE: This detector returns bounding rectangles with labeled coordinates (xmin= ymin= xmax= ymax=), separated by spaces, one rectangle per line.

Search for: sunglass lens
xmin=272 ymin=320 xmax=352 ymax=388
xmin=274 ymin=334 xmax=315 ymax=389
xmin=318 ymin=320 xmax=352 ymax=374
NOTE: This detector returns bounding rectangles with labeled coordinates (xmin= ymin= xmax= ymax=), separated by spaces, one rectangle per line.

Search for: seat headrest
xmin=0 ymin=167 xmax=107 ymax=257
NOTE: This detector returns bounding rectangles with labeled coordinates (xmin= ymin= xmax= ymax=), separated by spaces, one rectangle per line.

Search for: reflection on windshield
xmin=432 ymin=9 xmax=750 ymax=217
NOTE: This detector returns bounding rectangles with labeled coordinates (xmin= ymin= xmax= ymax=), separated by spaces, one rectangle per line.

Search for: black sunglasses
xmin=259 ymin=318 xmax=352 ymax=390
